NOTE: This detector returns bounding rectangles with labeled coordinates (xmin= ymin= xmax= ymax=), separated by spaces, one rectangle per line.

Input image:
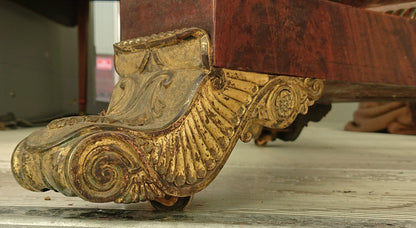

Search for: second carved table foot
xmin=11 ymin=28 xmax=324 ymax=210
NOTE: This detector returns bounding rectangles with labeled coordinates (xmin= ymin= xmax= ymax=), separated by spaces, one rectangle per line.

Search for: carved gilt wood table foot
xmin=12 ymin=0 xmax=416 ymax=211
xmin=11 ymin=28 xmax=323 ymax=210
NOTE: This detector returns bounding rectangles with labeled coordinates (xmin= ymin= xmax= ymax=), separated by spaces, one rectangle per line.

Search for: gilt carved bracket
xmin=11 ymin=28 xmax=323 ymax=207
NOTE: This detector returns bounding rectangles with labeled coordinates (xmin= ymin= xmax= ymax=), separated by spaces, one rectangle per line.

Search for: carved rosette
xmin=240 ymin=76 xmax=323 ymax=142
xmin=11 ymin=28 xmax=324 ymax=204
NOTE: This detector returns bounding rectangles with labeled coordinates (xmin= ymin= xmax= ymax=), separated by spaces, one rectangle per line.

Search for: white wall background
xmin=318 ymin=103 xmax=358 ymax=129
xmin=93 ymin=1 xmax=120 ymax=55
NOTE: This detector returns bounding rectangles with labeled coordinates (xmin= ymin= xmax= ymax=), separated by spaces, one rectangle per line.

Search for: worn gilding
xmin=11 ymin=28 xmax=323 ymax=205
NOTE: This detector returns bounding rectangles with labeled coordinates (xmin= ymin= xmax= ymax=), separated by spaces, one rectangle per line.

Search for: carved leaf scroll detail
xmin=11 ymin=28 xmax=324 ymax=204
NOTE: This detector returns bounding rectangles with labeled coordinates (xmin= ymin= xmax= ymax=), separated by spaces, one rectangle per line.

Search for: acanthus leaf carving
xmin=11 ymin=28 xmax=324 ymax=205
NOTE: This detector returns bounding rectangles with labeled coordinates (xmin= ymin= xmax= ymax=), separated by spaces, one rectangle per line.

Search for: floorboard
xmin=1 ymin=124 xmax=416 ymax=227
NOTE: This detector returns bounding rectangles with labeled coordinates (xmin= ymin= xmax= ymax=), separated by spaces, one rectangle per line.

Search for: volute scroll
xmin=11 ymin=28 xmax=324 ymax=206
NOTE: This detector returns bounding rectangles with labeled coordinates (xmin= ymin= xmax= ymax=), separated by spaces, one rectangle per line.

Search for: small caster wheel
xmin=149 ymin=195 xmax=193 ymax=211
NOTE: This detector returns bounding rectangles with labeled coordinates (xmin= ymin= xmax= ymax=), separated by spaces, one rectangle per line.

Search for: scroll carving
xmin=11 ymin=28 xmax=324 ymax=204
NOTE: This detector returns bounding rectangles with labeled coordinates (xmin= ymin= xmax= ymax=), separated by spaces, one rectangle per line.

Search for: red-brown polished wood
xmin=120 ymin=0 xmax=214 ymax=40
xmin=120 ymin=0 xmax=416 ymax=86
xmin=214 ymin=0 xmax=416 ymax=85
xmin=336 ymin=0 xmax=415 ymax=7
xmin=78 ymin=0 xmax=89 ymax=113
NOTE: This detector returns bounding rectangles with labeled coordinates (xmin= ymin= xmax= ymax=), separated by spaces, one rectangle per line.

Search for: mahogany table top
xmin=121 ymin=0 xmax=416 ymax=86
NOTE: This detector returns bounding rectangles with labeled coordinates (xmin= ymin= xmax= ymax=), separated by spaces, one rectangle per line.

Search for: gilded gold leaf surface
xmin=11 ymin=28 xmax=323 ymax=204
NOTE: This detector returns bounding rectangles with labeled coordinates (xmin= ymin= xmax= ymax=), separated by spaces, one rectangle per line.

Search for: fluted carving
xmin=11 ymin=28 xmax=324 ymax=204
xmin=385 ymin=7 xmax=416 ymax=19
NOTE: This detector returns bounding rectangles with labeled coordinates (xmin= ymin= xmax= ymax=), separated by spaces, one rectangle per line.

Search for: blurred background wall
xmin=0 ymin=0 xmax=79 ymax=122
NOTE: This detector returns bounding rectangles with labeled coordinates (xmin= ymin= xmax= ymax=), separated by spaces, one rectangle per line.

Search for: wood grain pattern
xmin=335 ymin=0 xmax=416 ymax=7
xmin=214 ymin=0 xmax=416 ymax=86
xmin=2 ymin=127 xmax=416 ymax=225
xmin=321 ymin=81 xmax=416 ymax=102
xmin=120 ymin=0 xmax=416 ymax=86
xmin=120 ymin=0 xmax=213 ymax=40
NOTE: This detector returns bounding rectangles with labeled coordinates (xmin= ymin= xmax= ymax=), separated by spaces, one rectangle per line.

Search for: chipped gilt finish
xmin=11 ymin=28 xmax=323 ymax=209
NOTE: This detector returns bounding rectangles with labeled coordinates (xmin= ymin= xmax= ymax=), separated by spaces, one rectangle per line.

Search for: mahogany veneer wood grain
xmin=214 ymin=0 xmax=416 ymax=86
xmin=121 ymin=0 xmax=416 ymax=86
xmin=120 ymin=0 xmax=213 ymax=40
xmin=336 ymin=0 xmax=415 ymax=7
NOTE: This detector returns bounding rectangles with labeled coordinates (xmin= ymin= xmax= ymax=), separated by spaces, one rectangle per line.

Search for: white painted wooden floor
xmin=1 ymin=120 xmax=416 ymax=227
